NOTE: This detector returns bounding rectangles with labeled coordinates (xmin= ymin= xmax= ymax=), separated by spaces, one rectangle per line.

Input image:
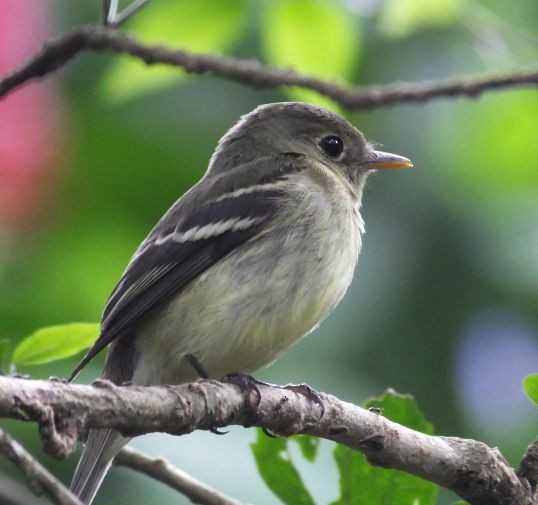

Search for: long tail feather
xmin=70 ymin=429 xmax=128 ymax=505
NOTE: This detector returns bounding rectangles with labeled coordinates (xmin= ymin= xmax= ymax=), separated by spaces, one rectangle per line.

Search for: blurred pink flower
xmin=0 ymin=0 xmax=64 ymax=225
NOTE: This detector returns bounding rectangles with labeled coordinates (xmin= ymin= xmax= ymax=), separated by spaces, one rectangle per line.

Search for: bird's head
xmin=208 ymin=102 xmax=412 ymax=189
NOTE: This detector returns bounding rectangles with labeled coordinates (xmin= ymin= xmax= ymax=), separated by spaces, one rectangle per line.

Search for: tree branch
xmin=0 ymin=376 xmax=535 ymax=505
xmin=0 ymin=473 xmax=49 ymax=505
xmin=0 ymin=25 xmax=537 ymax=108
xmin=518 ymin=438 xmax=538 ymax=491
xmin=0 ymin=428 xmax=82 ymax=505
xmin=115 ymin=446 xmax=245 ymax=505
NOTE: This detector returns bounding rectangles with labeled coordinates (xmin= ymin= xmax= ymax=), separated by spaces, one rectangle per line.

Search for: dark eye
xmin=320 ymin=135 xmax=344 ymax=159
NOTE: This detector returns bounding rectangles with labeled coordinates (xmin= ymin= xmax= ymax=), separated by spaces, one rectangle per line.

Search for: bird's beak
xmin=361 ymin=150 xmax=413 ymax=170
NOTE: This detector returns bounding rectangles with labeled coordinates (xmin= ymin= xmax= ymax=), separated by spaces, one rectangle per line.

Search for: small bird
xmin=69 ymin=102 xmax=412 ymax=503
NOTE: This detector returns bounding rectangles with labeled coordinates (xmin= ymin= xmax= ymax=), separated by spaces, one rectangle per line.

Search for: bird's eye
xmin=320 ymin=136 xmax=344 ymax=159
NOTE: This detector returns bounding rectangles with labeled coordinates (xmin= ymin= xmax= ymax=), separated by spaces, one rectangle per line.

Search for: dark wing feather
xmin=69 ymin=154 xmax=305 ymax=381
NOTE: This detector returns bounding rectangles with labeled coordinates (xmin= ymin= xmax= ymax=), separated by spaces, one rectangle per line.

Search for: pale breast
xmin=132 ymin=172 xmax=364 ymax=385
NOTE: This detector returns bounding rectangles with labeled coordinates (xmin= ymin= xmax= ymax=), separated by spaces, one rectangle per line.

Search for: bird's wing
xmin=68 ymin=154 xmax=306 ymax=381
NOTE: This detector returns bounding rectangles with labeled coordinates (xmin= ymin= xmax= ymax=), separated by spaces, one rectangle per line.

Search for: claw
xmin=221 ymin=372 xmax=266 ymax=428
xmin=283 ymin=383 xmax=325 ymax=419
xmin=12 ymin=373 xmax=31 ymax=380
xmin=221 ymin=372 xmax=262 ymax=409
xmin=48 ymin=376 xmax=67 ymax=383
xmin=262 ymin=426 xmax=279 ymax=438
xmin=210 ymin=426 xmax=229 ymax=435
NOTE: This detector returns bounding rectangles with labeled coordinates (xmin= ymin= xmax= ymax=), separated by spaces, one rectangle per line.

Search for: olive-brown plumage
xmin=70 ymin=102 xmax=412 ymax=504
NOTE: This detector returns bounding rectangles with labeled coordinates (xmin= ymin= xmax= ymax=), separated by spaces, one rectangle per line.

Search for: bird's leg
xmin=184 ymin=353 xmax=210 ymax=379
xmin=184 ymin=354 xmax=228 ymax=434
xmin=184 ymin=355 xmax=263 ymax=408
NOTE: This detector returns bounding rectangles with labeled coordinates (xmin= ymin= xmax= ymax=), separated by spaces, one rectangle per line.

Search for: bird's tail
xmin=70 ymin=429 xmax=128 ymax=504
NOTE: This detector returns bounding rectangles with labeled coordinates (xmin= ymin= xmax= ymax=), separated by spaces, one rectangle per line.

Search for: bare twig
xmin=0 ymin=26 xmax=536 ymax=107
xmin=0 ymin=376 xmax=535 ymax=505
xmin=0 ymin=473 xmax=49 ymax=505
xmin=0 ymin=428 xmax=83 ymax=505
xmin=115 ymin=446 xmax=245 ymax=505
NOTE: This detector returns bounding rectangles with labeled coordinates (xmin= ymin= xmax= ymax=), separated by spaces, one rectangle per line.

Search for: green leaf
xmin=293 ymin=435 xmax=320 ymax=462
xmin=13 ymin=323 xmax=100 ymax=365
xmin=363 ymin=389 xmax=434 ymax=433
xmin=0 ymin=338 xmax=10 ymax=371
xmin=101 ymin=0 xmax=247 ymax=101
xmin=331 ymin=389 xmax=438 ymax=505
xmin=379 ymin=0 xmax=467 ymax=38
xmin=251 ymin=429 xmax=316 ymax=505
xmin=261 ymin=0 xmax=360 ymax=110
xmin=523 ymin=374 xmax=538 ymax=405
xmin=450 ymin=501 xmax=469 ymax=505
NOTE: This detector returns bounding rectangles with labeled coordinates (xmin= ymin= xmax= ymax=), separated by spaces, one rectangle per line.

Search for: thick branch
xmin=0 ymin=428 xmax=82 ymax=505
xmin=115 ymin=446 xmax=245 ymax=505
xmin=0 ymin=377 xmax=535 ymax=505
xmin=1 ymin=26 xmax=537 ymax=108
xmin=518 ymin=438 xmax=538 ymax=491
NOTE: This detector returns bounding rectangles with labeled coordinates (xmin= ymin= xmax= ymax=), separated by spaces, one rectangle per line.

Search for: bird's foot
xmin=221 ymin=372 xmax=265 ymax=428
xmin=221 ymin=372 xmax=262 ymax=409
xmin=209 ymin=426 xmax=229 ymax=435
xmin=256 ymin=382 xmax=325 ymax=435
xmin=11 ymin=372 xmax=31 ymax=380
xmin=48 ymin=375 xmax=67 ymax=383
xmin=231 ymin=378 xmax=324 ymax=416
xmin=281 ymin=383 xmax=325 ymax=419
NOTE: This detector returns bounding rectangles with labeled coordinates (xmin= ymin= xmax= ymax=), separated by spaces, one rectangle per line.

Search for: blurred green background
xmin=0 ymin=0 xmax=537 ymax=504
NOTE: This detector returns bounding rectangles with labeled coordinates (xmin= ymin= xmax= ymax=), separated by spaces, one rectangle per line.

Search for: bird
xmin=69 ymin=102 xmax=412 ymax=504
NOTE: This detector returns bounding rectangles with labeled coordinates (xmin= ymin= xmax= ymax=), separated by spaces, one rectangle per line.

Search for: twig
xmin=0 ymin=26 xmax=536 ymax=107
xmin=0 ymin=473 xmax=49 ymax=505
xmin=0 ymin=428 xmax=83 ymax=505
xmin=0 ymin=376 xmax=535 ymax=505
xmin=115 ymin=446 xmax=245 ymax=505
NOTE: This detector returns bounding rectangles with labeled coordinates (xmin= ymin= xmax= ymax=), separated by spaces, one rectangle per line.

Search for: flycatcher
xmin=70 ymin=102 xmax=412 ymax=503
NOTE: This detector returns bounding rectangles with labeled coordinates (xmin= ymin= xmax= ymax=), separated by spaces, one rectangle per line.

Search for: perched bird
xmin=69 ymin=102 xmax=412 ymax=503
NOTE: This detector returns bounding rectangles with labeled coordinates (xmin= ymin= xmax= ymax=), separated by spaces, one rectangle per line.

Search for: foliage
xmin=252 ymin=431 xmax=317 ymax=505
xmin=12 ymin=323 xmax=99 ymax=366
xmin=252 ymin=390 xmax=438 ymax=505
xmin=522 ymin=374 xmax=538 ymax=405
xmin=1 ymin=1 xmax=537 ymax=504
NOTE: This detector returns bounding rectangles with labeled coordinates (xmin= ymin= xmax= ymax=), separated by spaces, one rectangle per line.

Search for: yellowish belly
xmin=132 ymin=209 xmax=362 ymax=385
